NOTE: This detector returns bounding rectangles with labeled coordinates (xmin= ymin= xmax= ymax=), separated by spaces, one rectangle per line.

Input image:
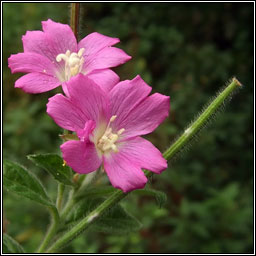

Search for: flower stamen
xmin=56 ymin=48 xmax=85 ymax=81
xmin=97 ymin=115 xmax=125 ymax=153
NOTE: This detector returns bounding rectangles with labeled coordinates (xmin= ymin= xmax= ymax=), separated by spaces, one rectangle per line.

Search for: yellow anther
xmin=62 ymin=160 xmax=67 ymax=167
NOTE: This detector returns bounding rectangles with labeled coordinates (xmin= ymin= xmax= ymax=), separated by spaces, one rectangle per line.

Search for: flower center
xmin=97 ymin=115 xmax=125 ymax=153
xmin=56 ymin=48 xmax=85 ymax=81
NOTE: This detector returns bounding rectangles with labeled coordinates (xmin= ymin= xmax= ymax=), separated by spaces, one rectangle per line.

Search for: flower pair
xmin=8 ymin=19 xmax=130 ymax=94
xmin=8 ymin=19 xmax=170 ymax=192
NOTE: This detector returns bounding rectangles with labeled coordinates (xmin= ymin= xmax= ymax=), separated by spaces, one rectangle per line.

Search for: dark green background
xmin=3 ymin=2 xmax=254 ymax=253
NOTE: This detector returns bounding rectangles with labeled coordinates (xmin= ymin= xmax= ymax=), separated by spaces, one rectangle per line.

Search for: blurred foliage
xmin=3 ymin=2 xmax=253 ymax=254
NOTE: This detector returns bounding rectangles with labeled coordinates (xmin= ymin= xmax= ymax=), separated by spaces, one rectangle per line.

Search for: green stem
xmin=45 ymin=77 xmax=242 ymax=253
xmin=70 ymin=3 xmax=80 ymax=40
xmin=37 ymin=206 xmax=59 ymax=253
xmin=162 ymin=77 xmax=241 ymax=160
xmin=56 ymin=183 xmax=65 ymax=211
xmin=60 ymin=188 xmax=75 ymax=221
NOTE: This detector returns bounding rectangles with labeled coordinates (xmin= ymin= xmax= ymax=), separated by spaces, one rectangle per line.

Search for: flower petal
xmin=42 ymin=19 xmax=77 ymax=53
xmin=66 ymin=74 xmax=110 ymax=124
xmin=47 ymin=93 xmax=87 ymax=131
xmin=87 ymin=69 xmax=120 ymax=93
xmin=117 ymin=93 xmax=170 ymax=138
xmin=78 ymin=32 xmax=120 ymax=56
xmin=61 ymin=140 xmax=102 ymax=174
xmin=8 ymin=52 xmax=56 ymax=75
xmin=83 ymin=47 xmax=131 ymax=74
xmin=117 ymin=137 xmax=167 ymax=174
xmin=103 ymin=152 xmax=147 ymax=193
xmin=109 ymin=75 xmax=152 ymax=132
xmin=15 ymin=73 xmax=60 ymax=94
xmin=22 ymin=30 xmax=65 ymax=73
xmin=22 ymin=30 xmax=52 ymax=55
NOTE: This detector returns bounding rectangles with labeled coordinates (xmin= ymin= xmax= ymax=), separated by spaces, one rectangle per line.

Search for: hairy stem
xmin=56 ymin=183 xmax=65 ymax=211
xmin=60 ymin=188 xmax=75 ymax=221
xmin=162 ymin=77 xmax=242 ymax=160
xmin=46 ymin=77 xmax=242 ymax=253
xmin=37 ymin=206 xmax=59 ymax=253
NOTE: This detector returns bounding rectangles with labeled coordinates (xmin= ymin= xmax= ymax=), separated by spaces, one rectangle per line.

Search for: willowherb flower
xmin=8 ymin=19 xmax=131 ymax=94
xmin=47 ymin=74 xmax=170 ymax=193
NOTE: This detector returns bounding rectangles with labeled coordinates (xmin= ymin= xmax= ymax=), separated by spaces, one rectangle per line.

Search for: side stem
xmin=163 ymin=77 xmax=242 ymax=160
xmin=56 ymin=183 xmax=65 ymax=211
xmin=37 ymin=206 xmax=59 ymax=253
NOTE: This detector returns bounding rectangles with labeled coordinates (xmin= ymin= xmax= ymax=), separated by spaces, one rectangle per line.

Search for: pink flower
xmin=47 ymin=74 xmax=170 ymax=193
xmin=8 ymin=19 xmax=131 ymax=94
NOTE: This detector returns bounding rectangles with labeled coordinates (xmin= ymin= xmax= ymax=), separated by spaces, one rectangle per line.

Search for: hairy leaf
xmin=3 ymin=159 xmax=54 ymax=207
xmin=27 ymin=153 xmax=73 ymax=186
xmin=95 ymin=204 xmax=142 ymax=234
xmin=133 ymin=188 xmax=167 ymax=207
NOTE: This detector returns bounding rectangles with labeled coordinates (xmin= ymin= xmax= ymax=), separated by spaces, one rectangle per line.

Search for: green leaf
xmin=133 ymin=188 xmax=167 ymax=207
xmin=3 ymin=159 xmax=54 ymax=207
xmin=27 ymin=153 xmax=73 ymax=186
xmin=66 ymin=198 xmax=142 ymax=234
xmin=95 ymin=204 xmax=142 ymax=234
xmin=3 ymin=234 xmax=25 ymax=253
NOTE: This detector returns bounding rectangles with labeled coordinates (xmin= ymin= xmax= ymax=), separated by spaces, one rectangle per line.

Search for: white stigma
xmin=97 ymin=115 xmax=125 ymax=153
xmin=56 ymin=48 xmax=85 ymax=81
